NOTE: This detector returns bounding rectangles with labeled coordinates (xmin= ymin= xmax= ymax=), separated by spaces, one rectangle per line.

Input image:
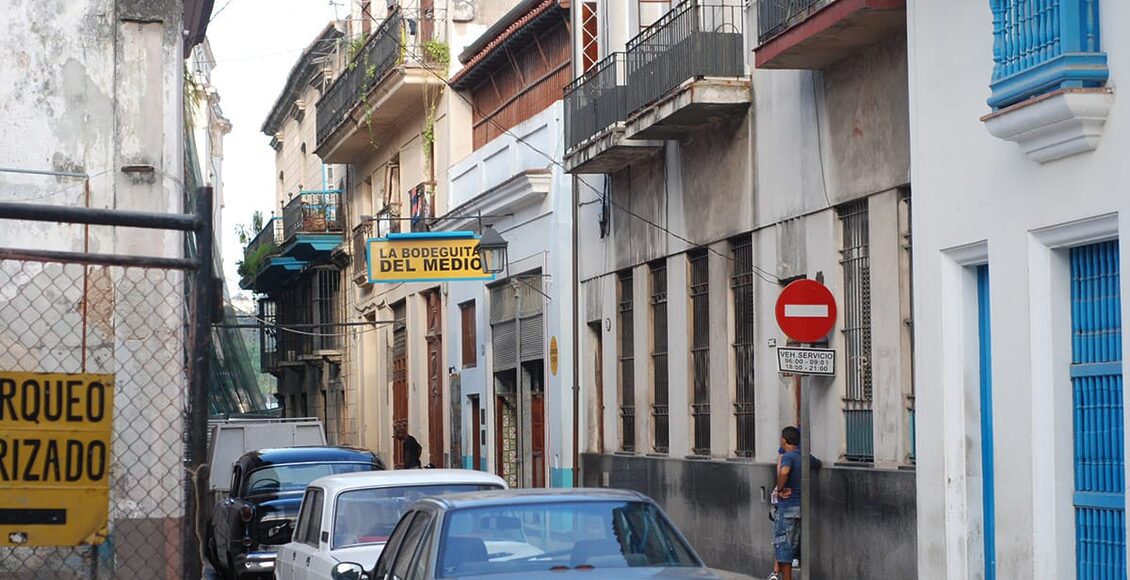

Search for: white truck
xmin=207 ymin=417 xmax=326 ymax=498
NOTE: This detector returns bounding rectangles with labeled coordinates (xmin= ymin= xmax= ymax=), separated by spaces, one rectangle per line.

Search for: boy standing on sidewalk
xmin=769 ymin=426 xmax=819 ymax=580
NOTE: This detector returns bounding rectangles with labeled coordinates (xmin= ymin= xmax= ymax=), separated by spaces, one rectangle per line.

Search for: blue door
xmin=1071 ymin=240 xmax=1126 ymax=579
xmin=978 ymin=265 xmax=996 ymax=579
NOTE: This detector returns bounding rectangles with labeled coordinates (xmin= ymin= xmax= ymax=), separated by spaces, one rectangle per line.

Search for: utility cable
xmin=336 ymin=2 xmax=780 ymax=285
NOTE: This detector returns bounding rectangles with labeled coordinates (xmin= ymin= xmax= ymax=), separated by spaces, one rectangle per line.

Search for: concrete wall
xmin=908 ymin=0 xmax=1130 ymax=578
xmin=0 ymin=0 xmax=189 ymax=574
xmin=581 ymin=453 xmax=918 ymax=577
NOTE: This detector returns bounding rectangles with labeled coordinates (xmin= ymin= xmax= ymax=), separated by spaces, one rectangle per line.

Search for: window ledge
xmin=981 ymin=87 xmax=1113 ymax=164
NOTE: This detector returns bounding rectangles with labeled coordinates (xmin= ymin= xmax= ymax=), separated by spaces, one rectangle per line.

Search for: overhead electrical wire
xmin=337 ymin=1 xmax=782 ymax=286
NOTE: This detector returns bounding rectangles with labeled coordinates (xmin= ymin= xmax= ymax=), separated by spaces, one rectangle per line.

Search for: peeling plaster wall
xmin=0 ymin=0 xmax=188 ymax=574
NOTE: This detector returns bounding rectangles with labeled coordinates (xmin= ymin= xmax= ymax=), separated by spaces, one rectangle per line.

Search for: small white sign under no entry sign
xmin=777 ymin=347 xmax=836 ymax=376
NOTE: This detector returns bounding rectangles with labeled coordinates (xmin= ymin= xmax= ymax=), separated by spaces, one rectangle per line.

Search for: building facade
xmin=320 ymin=1 xmax=519 ymax=467
xmin=439 ymin=0 xmax=576 ymax=488
xmin=0 ymin=0 xmax=213 ymax=575
xmin=568 ymin=0 xmax=915 ymax=575
xmin=909 ymin=0 xmax=1128 ymax=578
xmin=241 ymin=24 xmax=353 ymax=442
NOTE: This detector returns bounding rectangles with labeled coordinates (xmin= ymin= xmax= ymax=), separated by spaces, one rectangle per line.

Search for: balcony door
xmin=425 ymin=290 xmax=445 ymax=467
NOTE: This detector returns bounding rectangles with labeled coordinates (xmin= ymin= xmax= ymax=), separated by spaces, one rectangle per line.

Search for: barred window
xmin=650 ymin=261 xmax=669 ymax=454
xmin=731 ymin=236 xmax=755 ymax=457
xmin=839 ymin=199 xmax=874 ymax=462
xmin=618 ymin=270 xmax=636 ymax=453
xmin=689 ymin=251 xmax=710 ymax=455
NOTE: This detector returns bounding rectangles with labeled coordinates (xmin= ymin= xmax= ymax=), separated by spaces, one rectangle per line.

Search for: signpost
xmin=0 ymin=371 xmax=114 ymax=547
xmin=366 ymin=231 xmax=494 ymax=284
xmin=774 ymin=279 xmax=837 ymax=580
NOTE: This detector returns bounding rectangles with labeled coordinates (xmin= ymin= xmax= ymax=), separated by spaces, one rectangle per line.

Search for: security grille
xmin=259 ymin=298 xmax=278 ymax=372
xmin=1070 ymin=240 xmax=1125 ymax=578
xmin=839 ymin=199 xmax=874 ymax=462
xmin=619 ymin=270 xmax=636 ymax=453
xmin=689 ymin=251 xmax=711 ymax=455
xmin=731 ymin=236 xmax=756 ymax=457
xmin=650 ymin=262 xmax=669 ymax=454
xmin=312 ymin=267 xmax=341 ymax=352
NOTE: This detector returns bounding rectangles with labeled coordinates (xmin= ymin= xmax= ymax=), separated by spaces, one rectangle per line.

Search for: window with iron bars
xmin=650 ymin=261 xmax=669 ymax=454
xmin=839 ymin=199 xmax=874 ymax=462
xmin=689 ymin=251 xmax=711 ymax=455
xmin=312 ymin=268 xmax=342 ymax=352
xmin=618 ymin=270 xmax=636 ymax=453
xmin=731 ymin=236 xmax=755 ymax=457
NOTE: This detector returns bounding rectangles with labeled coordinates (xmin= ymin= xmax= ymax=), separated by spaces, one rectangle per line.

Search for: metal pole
xmin=800 ymin=371 xmax=812 ymax=580
xmin=571 ymin=178 xmax=580 ymax=488
xmin=0 ymin=200 xmax=199 ymax=230
xmin=184 ymin=187 xmax=214 ymax=580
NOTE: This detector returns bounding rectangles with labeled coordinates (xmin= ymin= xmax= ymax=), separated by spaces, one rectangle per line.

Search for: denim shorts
xmin=773 ymin=505 xmax=801 ymax=563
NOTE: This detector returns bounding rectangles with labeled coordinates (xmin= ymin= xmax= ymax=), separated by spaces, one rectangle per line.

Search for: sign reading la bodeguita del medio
xmin=366 ymin=232 xmax=495 ymax=283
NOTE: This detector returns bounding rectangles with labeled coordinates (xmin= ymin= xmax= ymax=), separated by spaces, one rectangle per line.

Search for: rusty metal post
xmin=184 ymin=186 xmax=214 ymax=580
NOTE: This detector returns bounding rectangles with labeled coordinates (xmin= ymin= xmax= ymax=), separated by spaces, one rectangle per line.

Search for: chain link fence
xmin=0 ymin=259 xmax=196 ymax=579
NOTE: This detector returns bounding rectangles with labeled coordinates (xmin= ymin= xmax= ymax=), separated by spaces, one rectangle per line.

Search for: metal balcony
xmin=755 ymin=0 xmax=906 ymax=70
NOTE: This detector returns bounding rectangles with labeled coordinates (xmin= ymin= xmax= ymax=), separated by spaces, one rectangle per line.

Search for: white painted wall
xmin=444 ymin=103 xmax=576 ymax=485
xmin=908 ymin=0 xmax=1130 ymax=578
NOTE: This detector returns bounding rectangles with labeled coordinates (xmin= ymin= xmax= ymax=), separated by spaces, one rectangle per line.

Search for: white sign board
xmin=777 ymin=347 xmax=836 ymax=376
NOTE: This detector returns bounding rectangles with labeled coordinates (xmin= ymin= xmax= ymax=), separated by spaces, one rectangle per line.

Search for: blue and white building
xmin=909 ymin=0 xmax=1129 ymax=577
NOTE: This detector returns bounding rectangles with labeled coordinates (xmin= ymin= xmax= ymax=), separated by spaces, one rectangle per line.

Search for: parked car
xmin=275 ymin=469 xmax=507 ymax=580
xmin=208 ymin=446 xmax=385 ymax=579
xmin=331 ymin=488 xmax=735 ymax=580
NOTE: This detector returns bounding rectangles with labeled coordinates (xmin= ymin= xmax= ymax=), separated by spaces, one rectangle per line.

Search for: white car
xmin=274 ymin=469 xmax=507 ymax=580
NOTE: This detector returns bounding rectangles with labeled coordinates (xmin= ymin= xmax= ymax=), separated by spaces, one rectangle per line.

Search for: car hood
xmin=449 ymin=567 xmax=737 ymax=580
xmin=330 ymin=543 xmax=386 ymax=569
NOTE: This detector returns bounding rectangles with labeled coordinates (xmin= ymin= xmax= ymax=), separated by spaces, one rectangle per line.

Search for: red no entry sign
xmin=775 ymin=279 xmax=837 ymax=343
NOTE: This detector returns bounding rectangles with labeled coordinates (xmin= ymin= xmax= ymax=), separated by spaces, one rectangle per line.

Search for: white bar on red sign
xmin=783 ymin=304 xmax=829 ymax=318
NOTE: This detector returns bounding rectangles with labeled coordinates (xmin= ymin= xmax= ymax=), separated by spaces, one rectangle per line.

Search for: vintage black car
xmin=207 ymin=446 xmax=384 ymax=579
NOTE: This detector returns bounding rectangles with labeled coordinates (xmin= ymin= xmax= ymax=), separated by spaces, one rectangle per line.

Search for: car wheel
xmin=205 ymin=526 xmax=221 ymax=570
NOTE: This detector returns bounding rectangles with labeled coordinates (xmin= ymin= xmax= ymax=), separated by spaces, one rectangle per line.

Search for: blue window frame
xmin=988 ymin=0 xmax=1108 ymax=109
xmin=1070 ymin=240 xmax=1125 ymax=579
xmin=978 ymin=265 xmax=996 ymax=579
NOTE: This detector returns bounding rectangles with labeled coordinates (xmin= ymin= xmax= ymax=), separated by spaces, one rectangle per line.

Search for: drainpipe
xmin=570 ymin=0 xmax=581 ymax=489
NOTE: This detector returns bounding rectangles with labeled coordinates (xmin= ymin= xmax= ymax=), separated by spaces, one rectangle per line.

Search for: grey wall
xmin=582 ymin=454 xmax=917 ymax=578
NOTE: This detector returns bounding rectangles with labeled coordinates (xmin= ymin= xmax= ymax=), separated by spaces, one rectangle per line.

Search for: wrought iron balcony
xmin=564 ymin=53 xmax=628 ymax=151
xmin=754 ymin=0 xmax=906 ymax=70
xmin=239 ymin=218 xmax=283 ymax=285
xmin=282 ymin=191 xmax=342 ymax=240
xmin=316 ymin=11 xmax=403 ymax=149
xmin=624 ymin=0 xmax=746 ymax=114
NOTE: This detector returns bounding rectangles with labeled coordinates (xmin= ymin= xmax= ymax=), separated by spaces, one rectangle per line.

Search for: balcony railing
xmin=240 ymin=217 xmax=283 ymax=281
xmin=316 ymin=11 xmax=403 ymax=147
xmin=563 ymin=53 xmax=628 ymax=151
xmin=988 ymin=0 xmax=1107 ymax=109
xmin=282 ymin=191 xmax=342 ymax=240
xmin=625 ymin=0 xmax=745 ymax=114
xmin=758 ymin=0 xmax=830 ymax=45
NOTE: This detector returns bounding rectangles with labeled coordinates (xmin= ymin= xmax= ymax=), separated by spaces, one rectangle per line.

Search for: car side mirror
xmin=331 ymin=562 xmax=367 ymax=580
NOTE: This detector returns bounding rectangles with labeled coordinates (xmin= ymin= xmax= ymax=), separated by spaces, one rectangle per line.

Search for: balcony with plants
xmin=238 ymin=191 xmax=344 ymax=294
xmin=563 ymin=0 xmax=749 ymax=174
xmin=754 ymin=0 xmax=906 ymax=70
xmin=314 ymin=8 xmax=449 ymax=164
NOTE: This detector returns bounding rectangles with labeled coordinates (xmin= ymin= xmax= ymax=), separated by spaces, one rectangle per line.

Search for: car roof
xmin=239 ymin=446 xmax=382 ymax=468
xmin=416 ymin=487 xmax=651 ymax=510
xmin=308 ymin=469 xmax=508 ymax=494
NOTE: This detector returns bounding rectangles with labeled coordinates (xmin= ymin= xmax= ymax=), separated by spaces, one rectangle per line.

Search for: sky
xmin=206 ymin=0 xmax=344 ymax=298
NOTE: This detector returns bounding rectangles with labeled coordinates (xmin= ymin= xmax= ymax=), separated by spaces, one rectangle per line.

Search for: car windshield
xmin=243 ymin=463 xmax=374 ymax=495
xmin=437 ymin=500 xmax=700 ymax=577
xmin=333 ymin=484 xmax=502 ymax=549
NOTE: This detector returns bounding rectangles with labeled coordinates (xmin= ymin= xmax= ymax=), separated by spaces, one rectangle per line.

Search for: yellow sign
xmin=0 ymin=372 xmax=114 ymax=547
xmin=549 ymin=336 xmax=559 ymax=376
xmin=367 ymin=233 xmax=493 ymax=283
